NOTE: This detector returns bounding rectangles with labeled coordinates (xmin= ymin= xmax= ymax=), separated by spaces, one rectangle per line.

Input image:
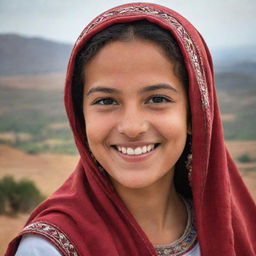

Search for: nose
xmin=117 ymin=106 xmax=149 ymax=139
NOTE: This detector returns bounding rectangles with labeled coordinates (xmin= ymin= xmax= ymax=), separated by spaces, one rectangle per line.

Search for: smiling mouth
xmin=111 ymin=143 xmax=160 ymax=156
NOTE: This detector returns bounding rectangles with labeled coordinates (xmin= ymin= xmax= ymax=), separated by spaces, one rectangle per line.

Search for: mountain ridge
xmin=0 ymin=34 xmax=72 ymax=75
xmin=1 ymin=33 xmax=256 ymax=76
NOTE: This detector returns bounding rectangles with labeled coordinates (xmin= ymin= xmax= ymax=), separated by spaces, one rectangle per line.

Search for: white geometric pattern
xmin=23 ymin=221 xmax=78 ymax=256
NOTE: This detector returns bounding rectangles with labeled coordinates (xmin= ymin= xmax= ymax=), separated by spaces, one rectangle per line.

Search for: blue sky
xmin=0 ymin=0 xmax=255 ymax=49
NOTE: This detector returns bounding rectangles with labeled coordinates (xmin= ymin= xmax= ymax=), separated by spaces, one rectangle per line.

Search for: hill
xmin=1 ymin=33 xmax=256 ymax=76
xmin=0 ymin=34 xmax=72 ymax=75
xmin=0 ymin=33 xmax=255 ymax=145
xmin=215 ymin=61 xmax=256 ymax=140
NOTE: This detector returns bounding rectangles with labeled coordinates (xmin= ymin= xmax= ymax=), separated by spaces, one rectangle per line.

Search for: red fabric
xmin=6 ymin=2 xmax=256 ymax=255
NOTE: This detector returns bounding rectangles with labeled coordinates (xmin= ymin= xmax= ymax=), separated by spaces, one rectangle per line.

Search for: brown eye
xmin=93 ymin=98 xmax=118 ymax=105
xmin=147 ymin=95 xmax=172 ymax=104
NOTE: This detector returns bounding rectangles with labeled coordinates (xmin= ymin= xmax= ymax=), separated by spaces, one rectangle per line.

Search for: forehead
xmin=83 ymin=38 xmax=184 ymax=93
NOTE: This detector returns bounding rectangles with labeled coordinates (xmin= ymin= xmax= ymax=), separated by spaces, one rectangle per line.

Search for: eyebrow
xmin=139 ymin=84 xmax=178 ymax=93
xmin=86 ymin=83 xmax=178 ymax=96
xmin=86 ymin=86 xmax=120 ymax=96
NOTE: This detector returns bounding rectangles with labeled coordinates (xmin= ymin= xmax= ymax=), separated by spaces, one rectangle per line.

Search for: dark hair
xmin=72 ymin=20 xmax=192 ymax=198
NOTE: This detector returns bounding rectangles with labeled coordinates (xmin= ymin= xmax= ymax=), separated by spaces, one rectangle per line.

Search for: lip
xmin=111 ymin=143 xmax=160 ymax=162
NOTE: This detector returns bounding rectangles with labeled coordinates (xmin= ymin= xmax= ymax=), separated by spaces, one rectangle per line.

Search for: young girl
xmin=7 ymin=2 xmax=256 ymax=256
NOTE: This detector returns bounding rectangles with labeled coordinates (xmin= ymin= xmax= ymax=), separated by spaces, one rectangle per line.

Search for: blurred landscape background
xmin=0 ymin=0 xmax=255 ymax=254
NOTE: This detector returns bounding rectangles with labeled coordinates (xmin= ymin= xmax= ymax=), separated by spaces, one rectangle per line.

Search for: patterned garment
xmin=15 ymin=234 xmax=200 ymax=256
xmin=15 ymin=199 xmax=200 ymax=256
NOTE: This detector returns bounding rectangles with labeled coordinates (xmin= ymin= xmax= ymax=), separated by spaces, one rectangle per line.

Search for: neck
xmin=113 ymin=172 xmax=188 ymax=245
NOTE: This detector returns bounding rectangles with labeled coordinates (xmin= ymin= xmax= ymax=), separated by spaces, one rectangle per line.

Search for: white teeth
xmin=126 ymin=148 xmax=134 ymax=155
xmin=116 ymin=144 xmax=157 ymax=156
xmin=134 ymin=147 xmax=142 ymax=155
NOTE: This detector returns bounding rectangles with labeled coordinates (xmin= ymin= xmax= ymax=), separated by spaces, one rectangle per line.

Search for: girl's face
xmin=83 ymin=38 xmax=189 ymax=191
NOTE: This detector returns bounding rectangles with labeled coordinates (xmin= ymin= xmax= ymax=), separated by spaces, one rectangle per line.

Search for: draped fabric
xmin=6 ymin=3 xmax=256 ymax=255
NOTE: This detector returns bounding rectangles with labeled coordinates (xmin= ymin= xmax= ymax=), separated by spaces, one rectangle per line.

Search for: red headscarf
xmin=6 ymin=2 xmax=256 ymax=255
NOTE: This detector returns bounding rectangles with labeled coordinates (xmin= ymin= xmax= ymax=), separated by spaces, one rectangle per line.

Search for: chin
xmin=109 ymin=169 xmax=173 ymax=191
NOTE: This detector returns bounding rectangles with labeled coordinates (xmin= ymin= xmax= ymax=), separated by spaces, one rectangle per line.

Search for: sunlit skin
xmin=83 ymin=39 xmax=190 ymax=244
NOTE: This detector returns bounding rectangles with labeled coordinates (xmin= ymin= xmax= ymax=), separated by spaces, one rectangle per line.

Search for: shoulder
xmin=15 ymin=234 xmax=62 ymax=256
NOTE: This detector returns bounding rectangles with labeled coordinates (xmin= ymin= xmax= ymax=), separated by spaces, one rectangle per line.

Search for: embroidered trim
xmin=155 ymin=228 xmax=197 ymax=256
xmin=75 ymin=4 xmax=210 ymax=124
xmin=22 ymin=221 xmax=78 ymax=256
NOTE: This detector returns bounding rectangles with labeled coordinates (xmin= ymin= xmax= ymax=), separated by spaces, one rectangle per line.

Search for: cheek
xmin=152 ymin=108 xmax=188 ymax=138
xmin=84 ymin=110 xmax=115 ymax=146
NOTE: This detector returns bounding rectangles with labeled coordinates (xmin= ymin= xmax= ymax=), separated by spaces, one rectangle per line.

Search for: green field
xmin=216 ymin=70 xmax=256 ymax=140
xmin=0 ymin=84 xmax=77 ymax=154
